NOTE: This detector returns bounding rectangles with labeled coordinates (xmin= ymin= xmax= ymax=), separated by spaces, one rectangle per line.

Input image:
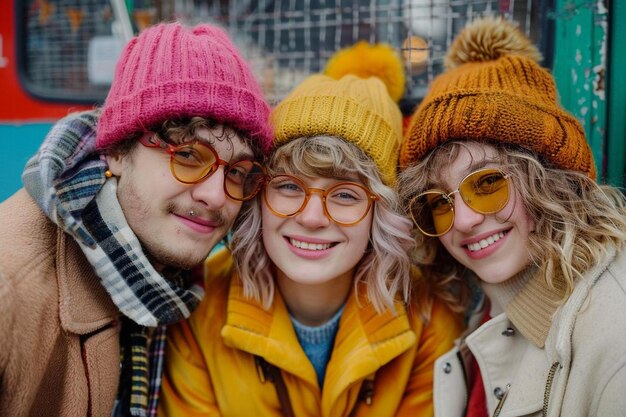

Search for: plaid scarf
xmin=22 ymin=110 xmax=204 ymax=417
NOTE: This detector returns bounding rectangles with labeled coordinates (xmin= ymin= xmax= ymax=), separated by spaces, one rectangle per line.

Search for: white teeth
xmin=467 ymin=232 xmax=505 ymax=252
xmin=290 ymin=238 xmax=332 ymax=251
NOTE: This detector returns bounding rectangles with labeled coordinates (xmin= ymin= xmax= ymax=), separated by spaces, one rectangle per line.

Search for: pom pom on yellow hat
xmin=272 ymin=41 xmax=406 ymax=186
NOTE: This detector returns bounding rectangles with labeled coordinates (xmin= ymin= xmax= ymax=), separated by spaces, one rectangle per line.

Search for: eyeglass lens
xmin=411 ymin=169 xmax=509 ymax=236
xmin=264 ymin=175 xmax=374 ymax=225
xmin=169 ymin=142 xmax=265 ymax=201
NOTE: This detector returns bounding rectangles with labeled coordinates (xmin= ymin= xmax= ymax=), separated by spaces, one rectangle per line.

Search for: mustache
xmin=167 ymin=203 xmax=228 ymax=226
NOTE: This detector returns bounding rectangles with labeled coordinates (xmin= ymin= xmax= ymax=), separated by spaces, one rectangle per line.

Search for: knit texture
xmin=325 ymin=41 xmax=406 ymax=102
xmin=271 ymin=74 xmax=403 ymax=186
xmin=291 ymin=305 xmax=344 ymax=387
xmin=96 ymin=22 xmax=272 ymax=153
xmin=400 ymin=17 xmax=596 ymax=179
xmin=481 ymin=265 xmax=565 ymax=348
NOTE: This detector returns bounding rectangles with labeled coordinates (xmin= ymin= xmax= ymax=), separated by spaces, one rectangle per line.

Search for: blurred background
xmin=1 ymin=0 xmax=624 ymax=201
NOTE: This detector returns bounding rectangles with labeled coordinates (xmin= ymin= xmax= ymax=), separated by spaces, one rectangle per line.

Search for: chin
xmin=474 ymin=265 xmax=523 ymax=285
xmin=149 ymin=247 xmax=210 ymax=271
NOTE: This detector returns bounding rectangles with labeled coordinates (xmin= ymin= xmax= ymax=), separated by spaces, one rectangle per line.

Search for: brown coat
xmin=0 ymin=189 xmax=120 ymax=417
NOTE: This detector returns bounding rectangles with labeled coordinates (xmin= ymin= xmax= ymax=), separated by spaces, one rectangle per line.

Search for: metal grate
xmin=20 ymin=0 xmax=116 ymax=101
xmin=178 ymin=0 xmax=540 ymax=107
xmin=18 ymin=0 xmax=542 ymax=106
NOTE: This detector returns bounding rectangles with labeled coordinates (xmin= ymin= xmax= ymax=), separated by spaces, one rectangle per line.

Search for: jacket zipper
xmin=492 ymin=383 xmax=510 ymax=417
xmin=542 ymin=362 xmax=560 ymax=417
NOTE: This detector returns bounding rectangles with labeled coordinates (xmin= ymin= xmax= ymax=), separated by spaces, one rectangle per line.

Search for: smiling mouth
xmin=465 ymin=231 xmax=508 ymax=252
xmin=289 ymin=238 xmax=336 ymax=251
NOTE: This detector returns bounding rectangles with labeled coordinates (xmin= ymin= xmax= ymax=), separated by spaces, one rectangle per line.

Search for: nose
xmin=190 ymin=167 xmax=228 ymax=210
xmin=451 ymin=192 xmax=484 ymax=233
xmin=296 ymin=193 xmax=331 ymax=229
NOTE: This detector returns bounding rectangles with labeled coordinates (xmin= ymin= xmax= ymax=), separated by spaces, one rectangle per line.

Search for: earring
xmin=105 ymin=170 xmax=113 ymax=178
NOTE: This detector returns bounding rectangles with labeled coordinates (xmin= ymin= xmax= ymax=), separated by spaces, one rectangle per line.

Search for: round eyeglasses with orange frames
xmin=139 ymin=134 xmax=266 ymax=201
xmin=409 ymin=168 xmax=510 ymax=236
xmin=263 ymin=174 xmax=380 ymax=226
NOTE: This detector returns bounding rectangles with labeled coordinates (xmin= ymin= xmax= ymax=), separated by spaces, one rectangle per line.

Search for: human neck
xmin=276 ymin=269 xmax=353 ymax=327
xmin=480 ymin=264 xmax=538 ymax=317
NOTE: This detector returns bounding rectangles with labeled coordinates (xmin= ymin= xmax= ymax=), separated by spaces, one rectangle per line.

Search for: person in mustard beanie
xmin=159 ymin=41 xmax=462 ymax=417
xmin=0 ymin=22 xmax=272 ymax=417
xmin=398 ymin=16 xmax=626 ymax=417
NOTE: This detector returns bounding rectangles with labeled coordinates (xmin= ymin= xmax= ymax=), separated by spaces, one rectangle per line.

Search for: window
xmin=17 ymin=0 xmax=548 ymax=107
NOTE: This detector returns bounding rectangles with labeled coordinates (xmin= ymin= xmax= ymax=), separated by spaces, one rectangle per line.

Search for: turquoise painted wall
xmin=0 ymin=123 xmax=53 ymax=202
xmin=552 ymin=0 xmax=625 ymax=186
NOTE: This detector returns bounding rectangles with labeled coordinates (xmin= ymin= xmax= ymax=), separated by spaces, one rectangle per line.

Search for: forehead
xmin=435 ymin=142 xmax=501 ymax=188
xmin=195 ymin=126 xmax=254 ymax=160
xmin=297 ymin=174 xmax=365 ymax=187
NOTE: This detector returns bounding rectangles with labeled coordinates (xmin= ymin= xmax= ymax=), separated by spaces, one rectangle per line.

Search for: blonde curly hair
xmin=399 ymin=140 xmax=626 ymax=310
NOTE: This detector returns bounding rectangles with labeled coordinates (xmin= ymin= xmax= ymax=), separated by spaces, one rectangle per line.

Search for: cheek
xmin=352 ymin=215 xmax=373 ymax=250
xmin=501 ymin=190 xmax=535 ymax=234
xmin=516 ymin=205 xmax=535 ymax=236
xmin=223 ymin=200 xmax=243 ymax=225
xmin=261 ymin=203 xmax=274 ymax=229
xmin=261 ymin=204 xmax=280 ymax=245
xmin=437 ymin=234 xmax=455 ymax=255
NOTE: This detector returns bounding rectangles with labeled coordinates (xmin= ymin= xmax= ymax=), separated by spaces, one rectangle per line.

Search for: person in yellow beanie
xmin=398 ymin=16 xmax=626 ymax=417
xmin=158 ymin=41 xmax=462 ymax=417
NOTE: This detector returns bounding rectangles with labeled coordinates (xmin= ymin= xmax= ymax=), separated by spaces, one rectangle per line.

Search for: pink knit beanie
xmin=96 ymin=22 xmax=273 ymax=154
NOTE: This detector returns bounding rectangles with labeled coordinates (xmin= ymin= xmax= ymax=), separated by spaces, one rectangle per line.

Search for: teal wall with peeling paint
xmin=606 ymin=0 xmax=626 ymax=186
xmin=552 ymin=0 xmax=624 ymax=186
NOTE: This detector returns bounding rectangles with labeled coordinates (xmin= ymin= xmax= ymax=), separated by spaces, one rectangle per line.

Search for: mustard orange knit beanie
xmin=271 ymin=42 xmax=405 ymax=186
xmin=400 ymin=17 xmax=596 ymax=179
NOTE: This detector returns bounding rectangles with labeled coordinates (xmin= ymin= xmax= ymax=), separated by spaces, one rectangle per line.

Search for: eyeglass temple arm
xmin=142 ymin=134 xmax=176 ymax=152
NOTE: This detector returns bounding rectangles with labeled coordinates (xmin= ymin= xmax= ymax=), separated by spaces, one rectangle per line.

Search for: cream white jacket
xmin=434 ymin=247 xmax=626 ymax=417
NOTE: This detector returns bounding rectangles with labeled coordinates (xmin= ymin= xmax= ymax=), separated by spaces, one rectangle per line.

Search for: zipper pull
xmin=493 ymin=383 xmax=511 ymax=417
xmin=255 ymin=355 xmax=270 ymax=384
xmin=359 ymin=379 xmax=375 ymax=405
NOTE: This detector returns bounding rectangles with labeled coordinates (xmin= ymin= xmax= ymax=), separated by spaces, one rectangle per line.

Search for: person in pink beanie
xmin=0 ymin=22 xmax=272 ymax=417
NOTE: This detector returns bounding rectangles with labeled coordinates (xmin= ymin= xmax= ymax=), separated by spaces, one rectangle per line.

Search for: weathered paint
xmin=552 ymin=0 xmax=608 ymax=180
xmin=607 ymin=0 xmax=626 ymax=186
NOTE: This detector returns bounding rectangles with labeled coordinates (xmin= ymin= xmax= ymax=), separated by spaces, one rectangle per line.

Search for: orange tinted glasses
xmin=139 ymin=134 xmax=266 ymax=201
xmin=263 ymin=174 xmax=379 ymax=226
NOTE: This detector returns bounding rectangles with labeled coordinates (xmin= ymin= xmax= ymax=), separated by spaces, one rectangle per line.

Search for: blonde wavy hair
xmin=398 ymin=140 xmax=626 ymax=310
xmin=231 ymin=135 xmax=414 ymax=314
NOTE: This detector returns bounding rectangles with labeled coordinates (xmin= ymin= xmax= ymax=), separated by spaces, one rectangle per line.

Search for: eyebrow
xmin=230 ymin=149 xmax=256 ymax=162
xmin=332 ymin=174 xmax=362 ymax=183
xmin=198 ymin=136 xmax=255 ymax=162
xmin=465 ymin=160 xmax=491 ymax=174
xmin=429 ymin=160 xmax=492 ymax=190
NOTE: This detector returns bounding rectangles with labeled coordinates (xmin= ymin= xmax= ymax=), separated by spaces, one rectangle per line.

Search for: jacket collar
xmin=466 ymin=314 xmax=548 ymax=416
xmin=481 ymin=265 xmax=565 ymax=348
xmin=56 ymin=227 xmax=118 ymax=335
xmin=221 ymin=278 xmax=416 ymax=408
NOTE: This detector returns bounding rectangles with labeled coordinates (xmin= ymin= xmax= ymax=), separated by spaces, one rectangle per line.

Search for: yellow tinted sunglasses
xmin=409 ymin=168 xmax=510 ymax=236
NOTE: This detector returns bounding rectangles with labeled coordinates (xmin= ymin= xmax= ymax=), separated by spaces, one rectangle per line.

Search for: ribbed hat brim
xmin=272 ymin=94 xmax=400 ymax=186
xmin=97 ymin=80 xmax=272 ymax=153
xmin=401 ymin=89 xmax=595 ymax=179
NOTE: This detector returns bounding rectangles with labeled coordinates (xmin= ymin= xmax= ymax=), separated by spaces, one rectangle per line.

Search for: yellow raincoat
xmin=159 ymin=249 xmax=461 ymax=417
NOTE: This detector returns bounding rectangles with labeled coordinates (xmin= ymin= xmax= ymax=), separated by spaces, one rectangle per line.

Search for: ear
xmin=106 ymin=153 xmax=126 ymax=176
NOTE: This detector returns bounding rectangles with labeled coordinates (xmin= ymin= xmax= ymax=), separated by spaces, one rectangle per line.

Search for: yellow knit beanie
xmin=400 ymin=16 xmax=596 ymax=179
xmin=271 ymin=42 xmax=405 ymax=186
